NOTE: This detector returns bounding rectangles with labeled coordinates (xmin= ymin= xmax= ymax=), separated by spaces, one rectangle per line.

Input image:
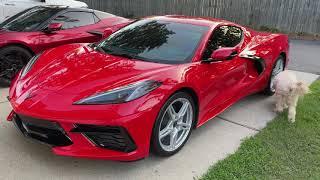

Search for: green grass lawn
xmin=201 ymin=80 xmax=320 ymax=180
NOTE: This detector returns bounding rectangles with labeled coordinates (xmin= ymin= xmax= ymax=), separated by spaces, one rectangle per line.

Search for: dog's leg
xmin=288 ymin=106 xmax=296 ymax=123
xmin=275 ymin=94 xmax=285 ymax=113
xmin=283 ymin=95 xmax=289 ymax=109
xmin=288 ymin=95 xmax=299 ymax=123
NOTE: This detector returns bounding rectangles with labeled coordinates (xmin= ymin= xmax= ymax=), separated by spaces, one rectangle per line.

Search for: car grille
xmin=71 ymin=124 xmax=136 ymax=153
xmin=12 ymin=114 xmax=73 ymax=147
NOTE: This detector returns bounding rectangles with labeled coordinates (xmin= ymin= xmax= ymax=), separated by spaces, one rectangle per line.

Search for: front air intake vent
xmin=71 ymin=124 xmax=136 ymax=153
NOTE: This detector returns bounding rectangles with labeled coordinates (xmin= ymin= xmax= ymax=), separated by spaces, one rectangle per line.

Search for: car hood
xmin=13 ymin=44 xmax=174 ymax=102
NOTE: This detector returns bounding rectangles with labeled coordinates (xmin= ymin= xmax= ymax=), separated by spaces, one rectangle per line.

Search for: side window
xmin=51 ymin=12 xmax=95 ymax=30
xmin=93 ymin=14 xmax=100 ymax=23
xmin=202 ymin=26 xmax=243 ymax=60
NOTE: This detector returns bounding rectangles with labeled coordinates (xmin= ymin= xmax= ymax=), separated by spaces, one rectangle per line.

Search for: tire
xmin=151 ymin=92 xmax=196 ymax=156
xmin=263 ymin=56 xmax=285 ymax=96
xmin=0 ymin=46 xmax=33 ymax=87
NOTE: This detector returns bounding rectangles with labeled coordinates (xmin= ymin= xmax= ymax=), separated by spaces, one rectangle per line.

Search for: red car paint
xmin=7 ymin=15 xmax=289 ymax=161
xmin=0 ymin=15 xmax=130 ymax=54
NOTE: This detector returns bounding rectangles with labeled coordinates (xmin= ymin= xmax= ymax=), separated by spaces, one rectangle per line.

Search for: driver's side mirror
xmin=45 ymin=23 xmax=62 ymax=33
xmin=102 ymin=28 xmax=113 ymax=38
xmin=204 ymin=47 xmax=238 ymax=63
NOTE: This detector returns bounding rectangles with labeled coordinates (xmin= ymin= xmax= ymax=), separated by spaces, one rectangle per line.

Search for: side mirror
xmin=204 ymin=47 xmax=238 ymax=63
xmin=102 ymin=28 xmax=113 ymax=38
xmin=45 ymin=23 xmax=62 ymax=33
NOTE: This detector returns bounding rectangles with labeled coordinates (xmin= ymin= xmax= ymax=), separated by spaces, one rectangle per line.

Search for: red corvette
xmin=0 ymin=5 xmax=130 ymax=86
xmin=7 ymin=15 xmax=289 ymax=161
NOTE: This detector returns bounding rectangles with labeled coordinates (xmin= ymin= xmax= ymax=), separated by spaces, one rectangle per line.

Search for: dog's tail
xmin=293 ymin=81 xmax=310 ymax=96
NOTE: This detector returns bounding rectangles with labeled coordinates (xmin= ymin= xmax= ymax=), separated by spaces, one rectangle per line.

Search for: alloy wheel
xmin=158 ymin=98 xmax=193 ymax=152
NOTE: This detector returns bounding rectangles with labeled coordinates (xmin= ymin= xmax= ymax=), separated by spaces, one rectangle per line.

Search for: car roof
xmin=147 ymin=15 xmax=235 ymax=27
xmin=36 ymin=5 xmax=68 ymax=9
xmin=34 ymin=5 xmax=93 ymax=12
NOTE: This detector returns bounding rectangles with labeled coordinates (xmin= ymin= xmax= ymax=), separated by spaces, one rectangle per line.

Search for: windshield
xmin=98 ymin=19 xmax=209 ymax=64
xmin=0 ymin=6 xmax=61 ymax=32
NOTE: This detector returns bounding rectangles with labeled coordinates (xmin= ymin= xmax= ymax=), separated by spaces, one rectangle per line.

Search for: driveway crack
xmin=217 ymin=116 xmax=260 ymax=132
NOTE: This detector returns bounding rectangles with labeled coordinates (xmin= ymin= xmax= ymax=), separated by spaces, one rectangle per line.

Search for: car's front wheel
xmin=151 ymin=92 xmax=196 ymax=156
xmin=0 ymin=46 xmax=33 ymax=87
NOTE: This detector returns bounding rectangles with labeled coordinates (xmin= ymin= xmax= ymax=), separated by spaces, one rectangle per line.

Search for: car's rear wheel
xmin=0 ymin=46 xmax=33 ymax=87
xmin=151 ymin=92 xmax=195 ymax=156
xmin=263 ymin=56 xmax=285 ymax=96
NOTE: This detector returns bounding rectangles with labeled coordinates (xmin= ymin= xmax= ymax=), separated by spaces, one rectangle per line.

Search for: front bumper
xmin=8 ymin=108 xmax=156 ymax=161
xmin=7 ymin=71 xmax=168 ymax=161
xmin=8 ymin=93 xmax=161 ymax=161
xmin=12 ymin=113 xmax=73 ymax=147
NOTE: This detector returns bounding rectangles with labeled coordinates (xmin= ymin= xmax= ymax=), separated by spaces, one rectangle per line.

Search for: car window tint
xmin=51 ymin=12 xmax=95 ymax=29
xmin=202 ymin=26 xmax=243 ymax=59
xmin=99 ymin=19 xmax=209 ymax=64
xmin=94 ymin=10 xmax=114 ymax=19
xmin=0 ymin=6 xmax=60 ymax=32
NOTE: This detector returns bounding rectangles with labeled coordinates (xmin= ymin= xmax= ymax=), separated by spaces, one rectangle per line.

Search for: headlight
xmin=21 ymin=53 xmax=42 ymax=77
xmin=74 ymin=80 xmax=162 ymax=105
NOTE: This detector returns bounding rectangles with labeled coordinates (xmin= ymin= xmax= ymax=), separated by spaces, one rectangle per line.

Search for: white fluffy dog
xmin=273 ymin=70 xmax=309 ymax=123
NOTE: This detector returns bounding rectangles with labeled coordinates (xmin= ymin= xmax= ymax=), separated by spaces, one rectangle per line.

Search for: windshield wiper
xmin=95 ymin=45 xmax=152 ymax=62
xmin=109 ymin=52 xmax=135 ymax=59
xmin=101 ymin=46 xmax=136 ymax=59
xmin=90 ymin=43 xmax=106 ymax=53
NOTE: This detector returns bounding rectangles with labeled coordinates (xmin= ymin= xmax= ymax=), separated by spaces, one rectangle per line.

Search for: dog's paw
xmin=289 ymin=118 xmax=295 ymax=123
xmin=274 ymin=108 xmax=283 ymax=113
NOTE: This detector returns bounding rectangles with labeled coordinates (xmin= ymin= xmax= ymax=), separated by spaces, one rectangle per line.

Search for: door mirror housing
xmin=45 ymin=23 xmax=62 ymax=33
xmin=102 ymin=28 xmax=113 ymax=38
xmin=204 ymin=47 xmax=238 ymax=63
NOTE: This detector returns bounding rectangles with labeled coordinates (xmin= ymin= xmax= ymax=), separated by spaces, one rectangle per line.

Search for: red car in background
xmin=0 ymin=5 xmax=130 ymax=86
xmin=7 ymin=16 xmax=289 ymax=161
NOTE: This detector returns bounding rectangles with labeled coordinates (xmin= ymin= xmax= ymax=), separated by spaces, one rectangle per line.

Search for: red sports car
xmin=7 ymin=15 xmax=289 ymax=161
xmin=0 ymin=5 xmax=130 ymax=86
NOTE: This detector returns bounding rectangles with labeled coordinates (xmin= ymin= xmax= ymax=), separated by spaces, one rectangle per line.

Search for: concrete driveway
xmin=288 ymin=40 xmax=320 ymax=75
xmin=0 ymin=40 xmax=319 ymax=180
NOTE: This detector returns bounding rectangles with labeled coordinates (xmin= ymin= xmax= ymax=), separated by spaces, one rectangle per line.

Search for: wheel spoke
xmin=178 ymin=101 xmax=189 ymax=118
xmin=177 ymin=122 xmax=191 ymax=130
xmin=169 ymin=129 xmax=178 ymax=150
xmin=159 ymin=123 xmax=173 ymax=140
xmin=0 ymin=54 xmax=12 ymax=63
xmin=168 ymin=105 xmax=177 ymax=120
